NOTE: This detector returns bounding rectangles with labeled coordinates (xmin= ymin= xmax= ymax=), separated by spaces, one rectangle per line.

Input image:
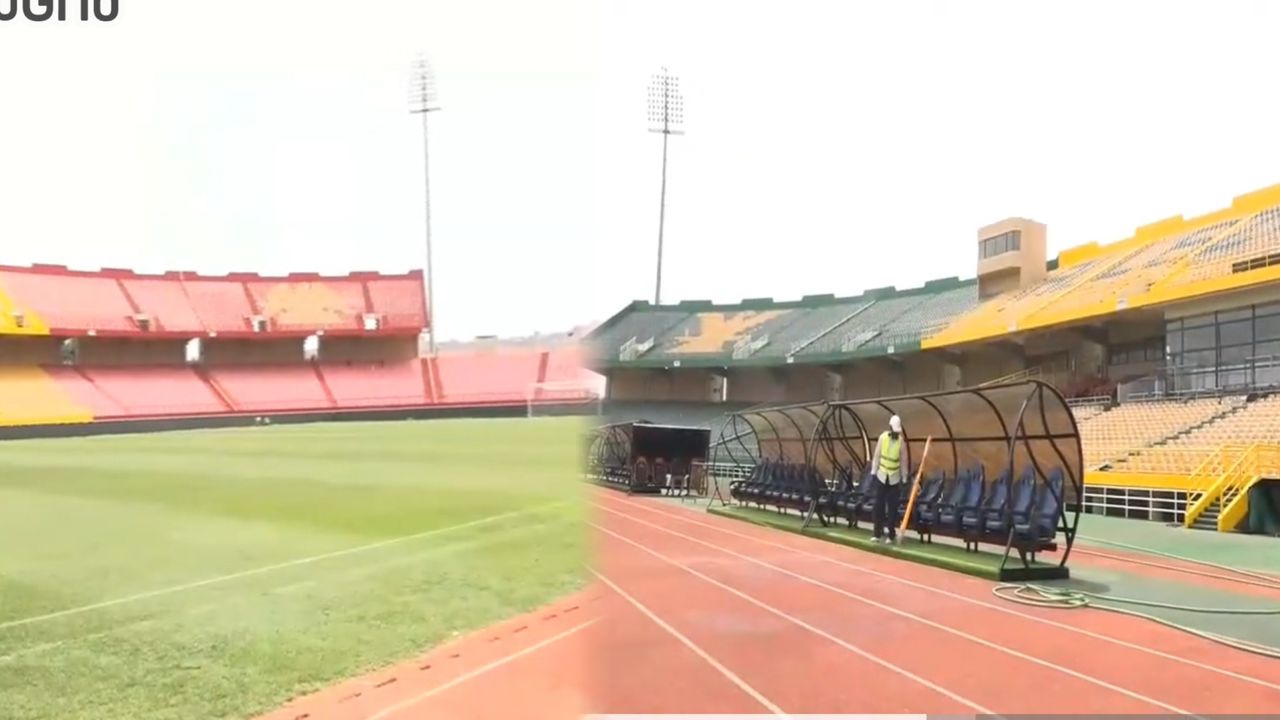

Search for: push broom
xmin=895 ymin=435 xmax=932 ymax=546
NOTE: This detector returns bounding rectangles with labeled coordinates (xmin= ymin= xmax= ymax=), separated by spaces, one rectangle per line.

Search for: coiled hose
xmin=993 ymin=582 xmax=1280 ymax=660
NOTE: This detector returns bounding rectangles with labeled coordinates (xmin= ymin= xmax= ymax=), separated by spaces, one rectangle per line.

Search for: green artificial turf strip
xmin=0 ymin=418 xmax=588 ymax=720
xmin=708 ymin=504 xmax=1057 ymax=580
xmin=1076 ymin=513 xmax=1280 ymax=574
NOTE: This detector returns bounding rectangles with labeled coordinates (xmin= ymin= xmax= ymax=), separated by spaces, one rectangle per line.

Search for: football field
xmin=0 ymin=417 xmax=587 ymax=720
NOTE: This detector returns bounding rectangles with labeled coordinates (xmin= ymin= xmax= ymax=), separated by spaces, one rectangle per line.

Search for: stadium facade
xmin=587 ymin=183 xmax=1280 ymax=534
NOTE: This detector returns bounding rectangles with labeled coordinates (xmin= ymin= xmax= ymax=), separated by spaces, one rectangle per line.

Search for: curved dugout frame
xmin=587 ymin=419 xmax=645 ymax=490
xmin=709 ymin=381 xmax=1083 ymax=571
xmin=710 ymin=401 xmax=827 ymax=469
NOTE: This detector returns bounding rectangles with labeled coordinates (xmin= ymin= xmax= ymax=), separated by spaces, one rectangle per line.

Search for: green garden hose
xmin=992 ymin=583 xmax=1280 ymax=660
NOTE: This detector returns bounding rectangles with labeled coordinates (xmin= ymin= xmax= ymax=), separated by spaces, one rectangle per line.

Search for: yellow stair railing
xmin=1184 ymin=443 xmax=1280 ymax=531
xmin=1182 ymin=444 xmax=1239 ymax=507
xmin=1217 ymin=443 xmax=1280 ymax=532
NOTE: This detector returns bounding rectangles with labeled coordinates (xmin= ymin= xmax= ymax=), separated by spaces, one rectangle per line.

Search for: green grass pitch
xmin=0 ymin=417 xmax=588 ymax=720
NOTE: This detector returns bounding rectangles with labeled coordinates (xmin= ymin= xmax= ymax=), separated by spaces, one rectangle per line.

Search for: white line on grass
xmin=364 ymin=617 xmax=598 ymax=720
xmin=611 ymin=495 xmax=1280 ymax=695
xmin=0 ymin=501 xmax=568 ymax=632
xmin=594 ymin=523 xmax=992 ymax=715
xmin=593 ymin=571 xmax=788 ymax=717
xmin=0 ymin=523 xmax=558 ymax=661
xmin=598 ymin=506 xmax=1192 ymax=715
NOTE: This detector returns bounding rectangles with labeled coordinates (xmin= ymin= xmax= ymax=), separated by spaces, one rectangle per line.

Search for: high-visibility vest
xmin=878 ymin=433 xmax=902 ymax=474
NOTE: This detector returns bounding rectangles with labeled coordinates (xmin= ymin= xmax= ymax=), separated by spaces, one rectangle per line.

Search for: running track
xmin=266 ymin=490 xmax=1280 ymax=718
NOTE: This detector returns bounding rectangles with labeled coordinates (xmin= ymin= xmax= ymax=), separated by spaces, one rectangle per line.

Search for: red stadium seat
xmin=320 ymin=361 xmax=426 ymax=407
xmin=208 ymin=365 xmax=334 ymax=412
xmin=77 ymin=366 xmax=229 ymax=417
xmin=0 ymin=269 xmax=136 ymax=333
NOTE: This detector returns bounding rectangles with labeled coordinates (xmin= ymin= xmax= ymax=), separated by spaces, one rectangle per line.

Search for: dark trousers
xmin=873 ymin=479 xmax=902 ymax=539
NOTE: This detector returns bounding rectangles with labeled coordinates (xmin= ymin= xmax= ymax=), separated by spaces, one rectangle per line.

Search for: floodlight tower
xmin=409 ymin=54 xmax=440 ymax=355
xmin=647 ymin=67 xmax=684 ymax=306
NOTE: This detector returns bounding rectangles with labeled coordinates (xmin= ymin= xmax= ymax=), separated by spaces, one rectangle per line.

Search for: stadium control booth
xmin=588 ymin=420 xmax=711 ymax=495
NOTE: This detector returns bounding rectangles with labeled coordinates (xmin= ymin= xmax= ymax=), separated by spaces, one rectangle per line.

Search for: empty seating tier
xmin=1077 ymin=397 xmax=1237 ymax=468
xmin=0 ymin=266 xmax=427 ymax=336
xmin=1119 ymin=394 xmax=1280 ymax=474
xmin=208 ymin=366 xmax=333 ymax=412
xmin=0 ymin=340 xmax=598 ymax=425
xmin=0 ymin=367 xmax=93 ymax=426
xmin=320 ymin=362 xmax=426 ymax=407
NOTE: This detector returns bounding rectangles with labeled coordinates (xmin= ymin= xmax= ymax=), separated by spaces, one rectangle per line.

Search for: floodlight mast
xmin=647 ymin=67 xmax=684 ymax=306
xmin=409 ymin=54 xmax=440 ymax=356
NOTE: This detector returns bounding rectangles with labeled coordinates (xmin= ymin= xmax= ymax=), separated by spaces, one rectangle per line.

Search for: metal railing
xmin=1183 ymin=442 xmax=1280 ymax=529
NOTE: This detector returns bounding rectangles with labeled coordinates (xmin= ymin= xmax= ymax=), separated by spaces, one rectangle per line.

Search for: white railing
xmin=787 ymin=301 xmax=876 ymax=358
xmin=732 ymin=333 xmax=769 ymax=360
xmin=1080 ymin=484 xmax=1189 ymax=524
xmin=841 ymin=329 xmax=880 ymax=353
xmin=618 ymin=336 xmax=655 ymax=361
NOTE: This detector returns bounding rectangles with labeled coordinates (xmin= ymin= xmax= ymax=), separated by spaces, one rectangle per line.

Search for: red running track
xmin=592 ymin=490 xmax=1280 ymax=715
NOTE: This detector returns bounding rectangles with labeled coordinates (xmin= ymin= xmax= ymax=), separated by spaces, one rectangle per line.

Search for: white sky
xmin=3 ymin=0 xmax=1280 ymax=341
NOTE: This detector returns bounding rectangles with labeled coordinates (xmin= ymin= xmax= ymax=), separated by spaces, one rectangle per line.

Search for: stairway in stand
xmin=1190 ymin=498 xmax=1222 ymax=531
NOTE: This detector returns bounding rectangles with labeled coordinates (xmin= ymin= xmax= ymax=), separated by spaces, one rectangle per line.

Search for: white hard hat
xmin=889 ymin=415 xmax=902 ymax=433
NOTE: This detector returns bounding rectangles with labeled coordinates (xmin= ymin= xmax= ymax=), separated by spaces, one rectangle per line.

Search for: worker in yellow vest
xmin=869 ymin=415 xmax=908 ymax=543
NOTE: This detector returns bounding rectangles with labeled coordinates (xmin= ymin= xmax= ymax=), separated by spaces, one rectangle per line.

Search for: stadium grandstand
xmin=588 ymin=182 xmax=1280 ymax=535
xmin=0 ymin=264 xmax=600 ymax=431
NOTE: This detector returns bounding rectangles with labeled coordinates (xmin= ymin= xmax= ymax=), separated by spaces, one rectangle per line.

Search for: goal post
xmin=525 ymin=380 xmax=605 ymax=419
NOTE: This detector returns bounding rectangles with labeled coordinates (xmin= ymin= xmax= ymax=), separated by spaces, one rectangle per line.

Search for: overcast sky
xmin=3 ymin=1 xmax=1279 ymax=341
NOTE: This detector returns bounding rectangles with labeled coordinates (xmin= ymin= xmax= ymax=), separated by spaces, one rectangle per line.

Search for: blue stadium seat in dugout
xmin=849 ymin=471 xmax=880 ymax=528
xmin=987 ymin=467 xmax=1036 ymax=537
xmin=813 ymin=464 xmax=855 ymax=523
xmin=1015 ymin=469 xmax=1065 ymax=551
xmin=963 ymin=469 xmax=1008 ymax=532
xmin=963 ymin=469 xmax=1010 ymax=550
xmin=936 ymin=466 xmax=984 ymax=534
xmin=730 ymin=460 xmax=773 ymax=505
xmin=902 ymin=472 xmax=946 ymax=527
xmin=916 ymin=471 xmax=960 ymax=540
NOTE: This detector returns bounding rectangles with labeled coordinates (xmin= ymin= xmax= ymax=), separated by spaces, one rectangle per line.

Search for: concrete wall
xmin=0 ymin=337 xmax=62 ymax=365
xmin=203 ymin=339 xmax=305 ymax=365
xmin=76 ymin=338 xmax=187 ymax=366
xmin=959 ymin=346 xmax=1025 ymax=386
xmin=608 ymin=368 xmax=719 ymax=402
xmin=320 ymin=337 xmax=419 ymax=363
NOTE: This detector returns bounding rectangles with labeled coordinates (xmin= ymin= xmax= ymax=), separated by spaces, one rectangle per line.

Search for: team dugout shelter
xmin=712 ymin=381 xmax=1082 ymax=580
xmin=588 ymin=420 xmax=711 ymax=495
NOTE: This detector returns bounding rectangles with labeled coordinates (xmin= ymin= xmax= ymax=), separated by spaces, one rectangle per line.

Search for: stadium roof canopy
xmin=586 ymin=276 xmax=978 ymax=369
xmin=589 ymin=182 xmax=1280 ymax=370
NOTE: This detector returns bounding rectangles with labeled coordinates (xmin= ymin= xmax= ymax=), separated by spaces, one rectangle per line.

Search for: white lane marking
xmin=0 ymin=502 xmax=567 ymax=632
xmin=600 ymin=505 xmax=1193 ymax=716
xmin=593 ymin=571 xmax=788 ymax=717
xmin=594 ymin=523 xmax=992 ymax=715
xmin=614 ymin=495 xmax=1280 ymax=695
xmin=364 ymin=617 xmax=598 ymax=720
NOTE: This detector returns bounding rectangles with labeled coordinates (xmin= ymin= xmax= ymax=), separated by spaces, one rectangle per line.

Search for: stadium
xmin=0 ymin=264 xmax=604 ymax=719
xmin=583 ymin=181 xmax=1280 ymax=715
xmin=4 ymin=194 xmax=1280 ymax=719
xmin=5 ymin=3 xmax=1280 ymax=717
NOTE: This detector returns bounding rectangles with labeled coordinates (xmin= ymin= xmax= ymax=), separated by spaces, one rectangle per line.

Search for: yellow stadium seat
xmin=1120 ymin=395 xmax=1280 ymax=474
xmin=0 ymin=367 xmax=93 ymax=426
xmin=1077 ymin=397 xmax=1239 ymax=469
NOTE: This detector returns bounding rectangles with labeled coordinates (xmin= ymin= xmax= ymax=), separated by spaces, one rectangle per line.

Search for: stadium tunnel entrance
xmin=710 ymin=381 xmax=1082 ymax=580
